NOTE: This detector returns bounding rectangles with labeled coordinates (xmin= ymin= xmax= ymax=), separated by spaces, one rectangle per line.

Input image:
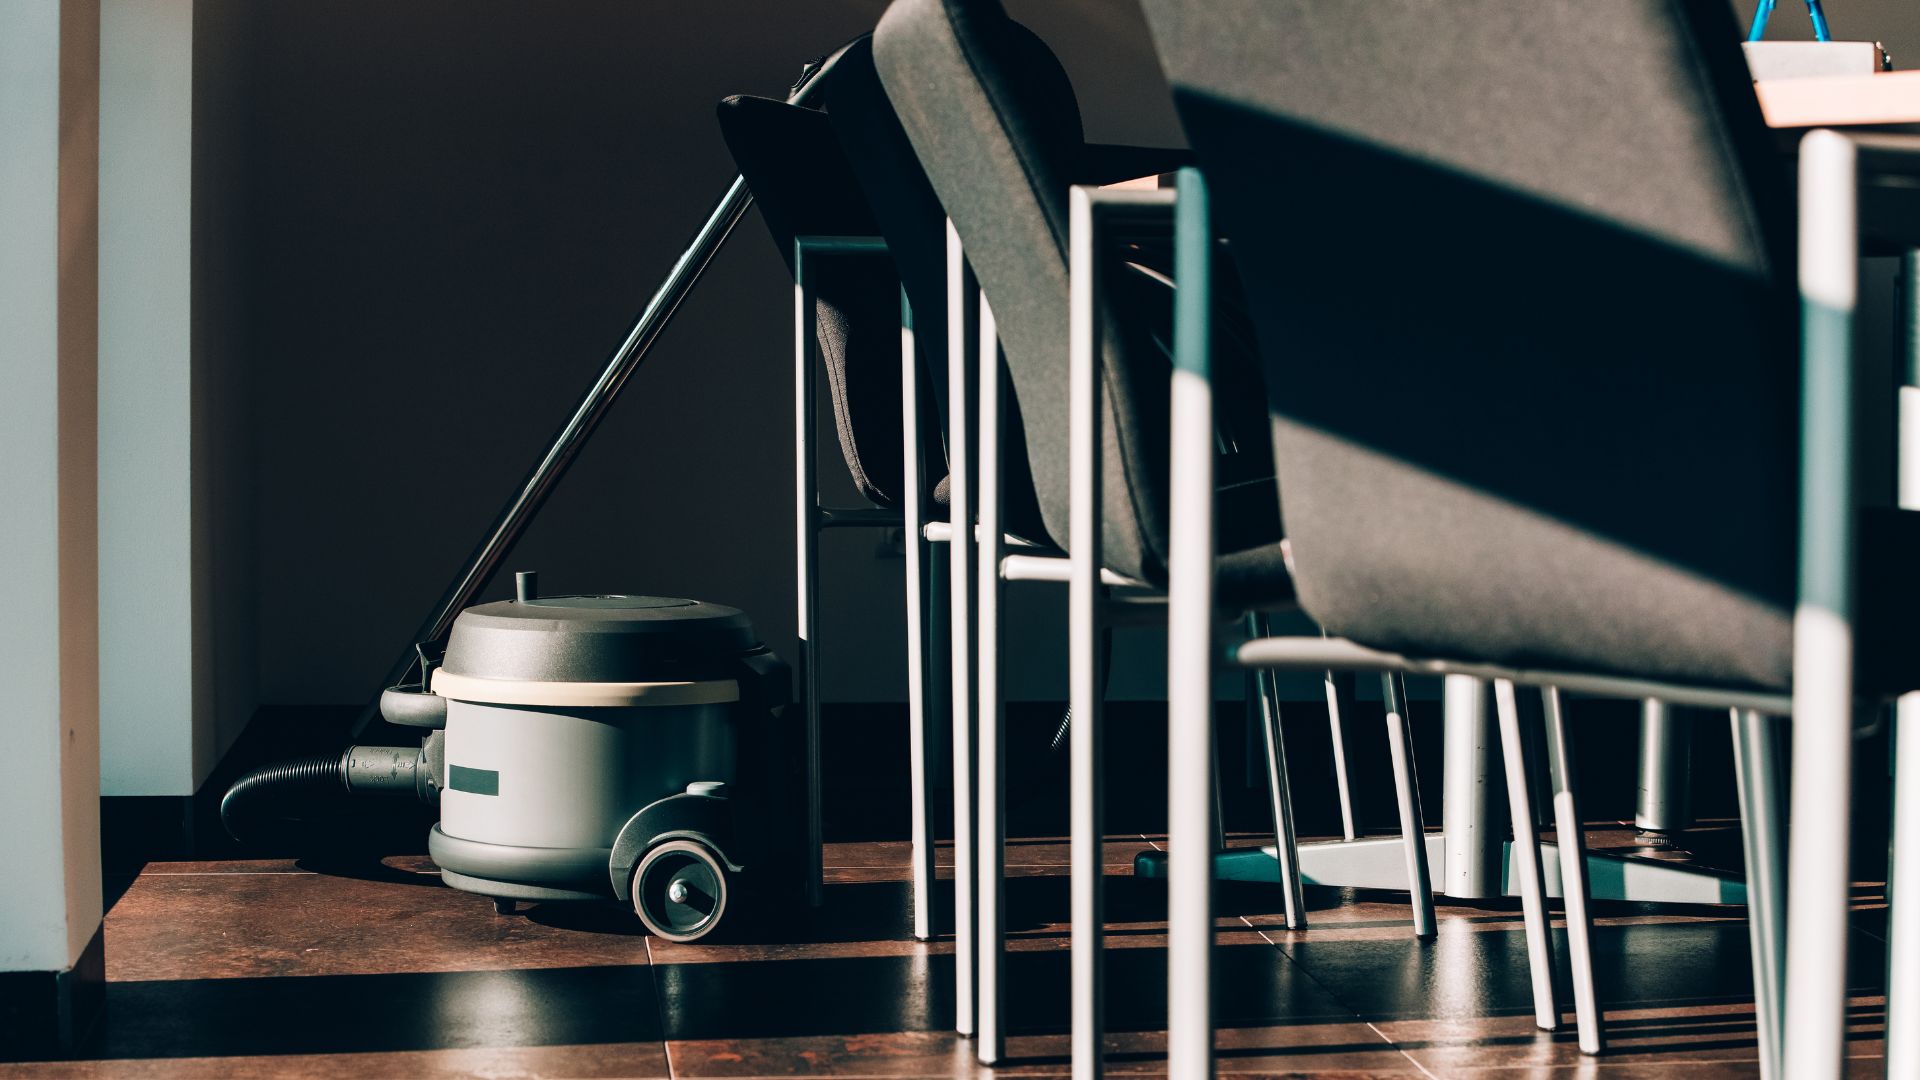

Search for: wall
xmin=242 ymin=0 xmax=1199 ymax=711
xmin=98 ymin=0 xmax=256 ymax=796
xmin=0 ymin=0 xmax=103 ymax=975
xmin=235 ymin=0 xmax=1918 ymax=715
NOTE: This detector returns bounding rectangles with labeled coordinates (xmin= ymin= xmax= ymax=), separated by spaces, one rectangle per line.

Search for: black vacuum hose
xmin=219 ymin=752 xmax=350 ymax=841
xmin=220 ymin=745 xmax=429 ymax=842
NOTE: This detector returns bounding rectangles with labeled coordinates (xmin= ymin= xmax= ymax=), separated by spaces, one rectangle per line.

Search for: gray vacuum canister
xmin=392 ymin=592 xmax=793 ymax=942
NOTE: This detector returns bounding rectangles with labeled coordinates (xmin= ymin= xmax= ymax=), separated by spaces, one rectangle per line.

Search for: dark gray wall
xmin=241 ymin=0 xmax=1917 ymax=709
xmin=245 ymin=0 xmax=1193 ymax=707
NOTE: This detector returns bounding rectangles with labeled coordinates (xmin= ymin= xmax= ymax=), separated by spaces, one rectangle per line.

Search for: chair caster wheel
xmin=493 ymin=897 xmax=517 ymax=916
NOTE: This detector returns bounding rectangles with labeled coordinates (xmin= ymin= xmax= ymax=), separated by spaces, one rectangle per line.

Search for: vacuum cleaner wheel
xmin=632 ymin=839 xmax=729 ymax=942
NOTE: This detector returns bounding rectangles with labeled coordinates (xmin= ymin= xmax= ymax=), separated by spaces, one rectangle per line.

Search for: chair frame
xmin=792 ymin=234 xmax=943 ymax=934
xmin=1056 ymin=182 xmax=1442 ymax=1080
xmin=1150 ymin=129 xmax=1920 ymax=1080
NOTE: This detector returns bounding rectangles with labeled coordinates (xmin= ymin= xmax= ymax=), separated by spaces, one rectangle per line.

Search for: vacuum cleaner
xmin=224 ymin=572 xmax=800 ymax=942
xmin=221 ymin=43 xmax=858 ymax=940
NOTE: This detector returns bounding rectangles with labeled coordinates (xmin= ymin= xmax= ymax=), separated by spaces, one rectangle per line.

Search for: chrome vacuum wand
xmin=353 ymin=44 xmax=854 ymax=738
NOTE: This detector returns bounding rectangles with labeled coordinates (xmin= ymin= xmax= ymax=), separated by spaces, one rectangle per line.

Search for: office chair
xmin=872 ymin=0 xmax=1438 ymax=1066
xmin=1139 ymin=1 xmax=1920 ymax=1076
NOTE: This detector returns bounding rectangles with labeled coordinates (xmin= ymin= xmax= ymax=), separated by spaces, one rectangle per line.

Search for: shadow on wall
xmin=245 ymin=0 xmax=1193 ymax=709
xmin=244 ymin=0 xmax=1899 ymax=709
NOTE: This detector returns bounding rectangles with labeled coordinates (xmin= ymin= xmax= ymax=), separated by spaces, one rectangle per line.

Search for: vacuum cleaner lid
xmin=439 ymin=595 xmax=759 ymax=684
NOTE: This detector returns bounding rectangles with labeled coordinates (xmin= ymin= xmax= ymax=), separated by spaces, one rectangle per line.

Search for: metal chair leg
xmin=1542 ymin=688 xmax=1603 ymax=1054
xmin=1889 ymin=698 xmax=1920 ymax=1080
xmin=1324 ymin=668 xmax=1362 ymax=841
xmin=1250 ymin=615 xmax=1307 ymax=931
xmin=901 ymin=287 xmax=936 ymax=943
xmin=1785 ymin=128 xmax=1858 ymax=1080
xmin=1382 ymin=672 xmax=1436 ymax=939
xmin=945 ymin=220 xmax=980 ymax=1039
xmin=1162 ymin=167 xmax=1215 ymax=1080
xmin=793 ymin=241 xmax=824 ymax=908
xmin=974 ymin=295 xmax=1006 ymax=1066
xmin=1493 ymin=678 xmax=1561 ymax=1032
xmin=1067 ymin=186 xmax=1109 ymax=1080
xmin=1731 ymin=708 xmax=1786 ymax=1080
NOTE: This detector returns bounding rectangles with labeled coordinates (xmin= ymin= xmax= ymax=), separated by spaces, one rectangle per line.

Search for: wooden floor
xmin=0 ymin=826 xmax=1891 ymax=1078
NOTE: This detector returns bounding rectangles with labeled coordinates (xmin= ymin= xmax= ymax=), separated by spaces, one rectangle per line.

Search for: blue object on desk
xmin=1750 ymin=0 xmax=1834 ymax=43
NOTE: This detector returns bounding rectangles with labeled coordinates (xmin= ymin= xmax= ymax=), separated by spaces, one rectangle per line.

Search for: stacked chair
xmin=1135 ymin=2 xmax=1920 ymax=1079
xmin=739 ymin=1 xmax=1920 ymax=1078
xmin=871 ymin=0 xmax=1436 ymax=1067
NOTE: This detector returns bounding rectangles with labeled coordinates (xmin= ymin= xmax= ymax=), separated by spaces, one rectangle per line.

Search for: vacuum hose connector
xmin=220 ymin=745 xmax=432 ymax=842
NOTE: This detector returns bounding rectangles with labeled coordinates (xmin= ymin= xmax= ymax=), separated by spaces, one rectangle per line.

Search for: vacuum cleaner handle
xmin=353 ymin=38 xmax=862 ymax=738
xmin=379 ymin=683 xmax=447 ymax=729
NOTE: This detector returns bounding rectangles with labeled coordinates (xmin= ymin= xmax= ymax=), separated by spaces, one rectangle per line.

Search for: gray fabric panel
xmin=1140 ymin=0 xmax=1821 ymax=690
xmin=873 ymin=0 xmax=1155 ymax=581
xmin=822 ymin=35 xmax=1049 ymax=541
xmin=874 ymin=0 xmax=1281 ymax=586
xmin=717 ymin=94 xmax=906 ymax=507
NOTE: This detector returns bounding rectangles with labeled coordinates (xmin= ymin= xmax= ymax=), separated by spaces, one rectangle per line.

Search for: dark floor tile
xmin=0 ymin=1043 xmax=672 ymax=1079
xmin=80 ymin=965 xmax=662 ymax=1062
xmin=666 ymin=1023 xmax=1424 ymax=1077
xmin=1280 ymin=915 xmax=1886 ymax=1023
xmin=108 ymin=858 xmax=650 ymax=981
xmin=1381 ymin=995 xmax=1886 ymax=1076
xmin=654 ymin=940 xmax=1352 ymax=1045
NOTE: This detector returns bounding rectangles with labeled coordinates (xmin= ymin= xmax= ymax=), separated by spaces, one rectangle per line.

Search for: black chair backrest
xmin=1140 ymin=0 xmax=1803 ymax=688
xmin=874 ymin=0 xmax=1279 ymax=583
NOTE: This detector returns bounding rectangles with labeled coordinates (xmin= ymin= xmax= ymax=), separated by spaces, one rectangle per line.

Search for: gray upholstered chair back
xmin=874 ymin=0 xmax=1279 ymax=583
xmin=1141 ymin=0 xmax=1802 ymax=688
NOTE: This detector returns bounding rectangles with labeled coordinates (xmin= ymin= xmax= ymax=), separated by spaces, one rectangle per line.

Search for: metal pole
xmin=901 ymin=286 xmax=935 ymax=943
xmin=974 ymin=295 xmax=1006 ymax=1066
xmin=1784 ymin=128 xmax=1858 ymax=1080
xmin=1165 ymin=170 xmax=1214 ymax=1080
xmin=1251 ymin=616 xmax=1306 ymax=930
xmin=1635 ymin=700 xmax=1693 ymax=840
xmin=1324 ymin=670 xmax=1362 ymax=841
xmin=1441 ymin=676 xmax=1501 ymax=898
xmin=1494 ymin=678 xmax=1561 ymax=1033
xmin=945 ymin=221 xmax=980 ymax=1039
xmin=1542 ymin=687 xmax=1603 ymax=1054
xmin=354 ymin=54 xmax=846 ymax=736
xmin=1886 ymin=247 xmax=1920 ymax=1080
xmin=1732 ymin=708 xmax=1787 ymax=1080
xmin=793 ymin=242 xmax=824 ymax=908
xmin=1067 ymin=186 xmax=1108 ymax=1080
xmin=1382 ymin=672 xmax=1435 ymax=939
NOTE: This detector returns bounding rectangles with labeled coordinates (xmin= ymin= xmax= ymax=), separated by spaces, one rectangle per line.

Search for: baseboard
xmin=100 ymin=794 xmax=196 ymax=872
xmin=0 ymin=925 xmax=105 ymax=1061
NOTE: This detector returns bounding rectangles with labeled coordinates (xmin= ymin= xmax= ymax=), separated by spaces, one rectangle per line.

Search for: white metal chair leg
xmin=1541 ymin=688 xmax=1603 ymax=1054
xmin=1161 ymin=169 xmax=1215 ymax=1080
xmin=1493 ymin=678 xmax=1561 ymax=1032
xmin=1785 ymin=128 xmax=1859 ymax=1080
xmin=1731 ymin=707 xmax=1786 ymax=1080
xmin=793 ymin=242 xmax=825 ymax=908
xmin=1889 ymin=699 xmax=1920 ymax=1080
xmin=1325 ymin=668 xmax=1362 ymax=841
xmin=901 ymin=287 xmax=938 ymax=943
xmin=1067 ymin=186 xmax=1108 ymax=1080
xmin=945 ymin=220 xmax=980 ymax=1038
xmin=1248 ymin=619 xmax=1307 ymax=931
xmin=1382 ymin=672 xmax=1436 ymax=939
xmin=975 ymin=295 xmax=1006 ymax=1066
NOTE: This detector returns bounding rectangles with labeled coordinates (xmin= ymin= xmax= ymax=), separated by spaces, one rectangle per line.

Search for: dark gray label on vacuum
xmin=449 ymin=765 xmax=499 ymax=796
